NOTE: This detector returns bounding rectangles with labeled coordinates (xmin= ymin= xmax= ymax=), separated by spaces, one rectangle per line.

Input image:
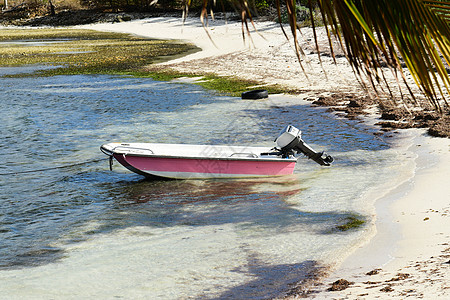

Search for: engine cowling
xmin=275 ymin=125 xmax=334 ymax=166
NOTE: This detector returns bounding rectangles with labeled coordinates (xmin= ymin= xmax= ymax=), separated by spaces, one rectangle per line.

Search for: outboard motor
xmin=275 ymin=125 xmax=334 ymax=166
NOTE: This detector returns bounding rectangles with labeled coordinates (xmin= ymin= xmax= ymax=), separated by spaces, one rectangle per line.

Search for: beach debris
xmin=428 ymin=116 xmax=450 ymax=137
xmin=363 ymin=280 xmax=381 ymax=286
xmin=312 ymin=96 xmax=341 ymax=107
xmin=401 ymin=289 xmax=417 ymax=296
xmin=386 ymin=273 xmax=410 ymax=282
xmin=327 ymin=279 xmax=353 ymax=291
xmin=366 ymin=268 xmax=382 ymax=276
xmin=380 ymin=285 xmax=394 ymax=292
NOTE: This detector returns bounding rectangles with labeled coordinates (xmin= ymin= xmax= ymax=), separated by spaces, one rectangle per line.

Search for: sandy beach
xmin=81 ymin=17 xmax=450 ymax=298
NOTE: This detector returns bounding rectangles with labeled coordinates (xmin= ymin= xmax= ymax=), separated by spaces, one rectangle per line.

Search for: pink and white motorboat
xmin=100 ymin=125 xmax=333 ymax=179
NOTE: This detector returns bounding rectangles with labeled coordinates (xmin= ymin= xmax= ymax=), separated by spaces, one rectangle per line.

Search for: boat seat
xmin=229 ymin=153 xmax=258 ymax=158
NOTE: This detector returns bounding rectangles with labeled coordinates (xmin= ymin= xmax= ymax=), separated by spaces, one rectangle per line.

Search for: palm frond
xmin=313 ymin=0 xmax=450 ymax=111
xmin=424 ymin=0 xmax=450 ymax=22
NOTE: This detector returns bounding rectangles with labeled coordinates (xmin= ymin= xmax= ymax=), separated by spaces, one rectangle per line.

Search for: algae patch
xmin=336 ymin=215 xmax=365 ymax=231
xmin=136 ymin=67 xmax=296 ymax=97
xmin=0 ymin=28 xmax=292 ymax=96
xmin=0 ymin=28 xmax=199 ymax=76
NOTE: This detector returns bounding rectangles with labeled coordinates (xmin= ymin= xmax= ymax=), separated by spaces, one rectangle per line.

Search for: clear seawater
xmin=0 ymin=66 xmax=415 ymax=299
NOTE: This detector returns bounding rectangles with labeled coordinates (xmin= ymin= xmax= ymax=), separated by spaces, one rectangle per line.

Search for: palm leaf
xmin=312 ymin=0 xmax=450 ymax=111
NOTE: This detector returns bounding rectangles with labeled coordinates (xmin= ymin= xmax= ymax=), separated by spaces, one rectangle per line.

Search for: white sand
xmin=82 ymin=18 xmax=449 ymax=298
xmin=310 ymin=131 xmax=450 ymax=298
xmin=80 ymin=17 xmax=386 ymax=96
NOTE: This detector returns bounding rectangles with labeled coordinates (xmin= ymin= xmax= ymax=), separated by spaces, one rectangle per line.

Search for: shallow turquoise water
xmin=0 ymin=67 xmax=414 ymax=298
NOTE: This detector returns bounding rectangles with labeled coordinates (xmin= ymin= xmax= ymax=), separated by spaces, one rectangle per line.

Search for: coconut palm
xmin=189 ymin=0 xmax=450 ymax=112
xmin=312 ymin=0 xmax=450 ymax=112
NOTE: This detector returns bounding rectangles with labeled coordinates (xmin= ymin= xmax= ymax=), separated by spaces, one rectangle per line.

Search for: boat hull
xmin=113 ymin=153 xmax=296 ymax=179
xmin=101 ymin=142 xmax=297 ymax=179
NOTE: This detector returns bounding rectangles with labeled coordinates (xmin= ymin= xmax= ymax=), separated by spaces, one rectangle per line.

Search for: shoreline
xmin=80 ymin=18 xmax=448 ymax=298
xmin=311 ymin=131 xmax=450 ymax=298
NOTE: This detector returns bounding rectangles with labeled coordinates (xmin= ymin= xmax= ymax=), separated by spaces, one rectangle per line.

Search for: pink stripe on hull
xmin=114 ymin=154 xmax=296 ymax=177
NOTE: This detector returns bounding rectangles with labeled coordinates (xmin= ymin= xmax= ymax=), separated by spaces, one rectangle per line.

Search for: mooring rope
xmin=0 ymin=158 xmax=107 ymax=176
